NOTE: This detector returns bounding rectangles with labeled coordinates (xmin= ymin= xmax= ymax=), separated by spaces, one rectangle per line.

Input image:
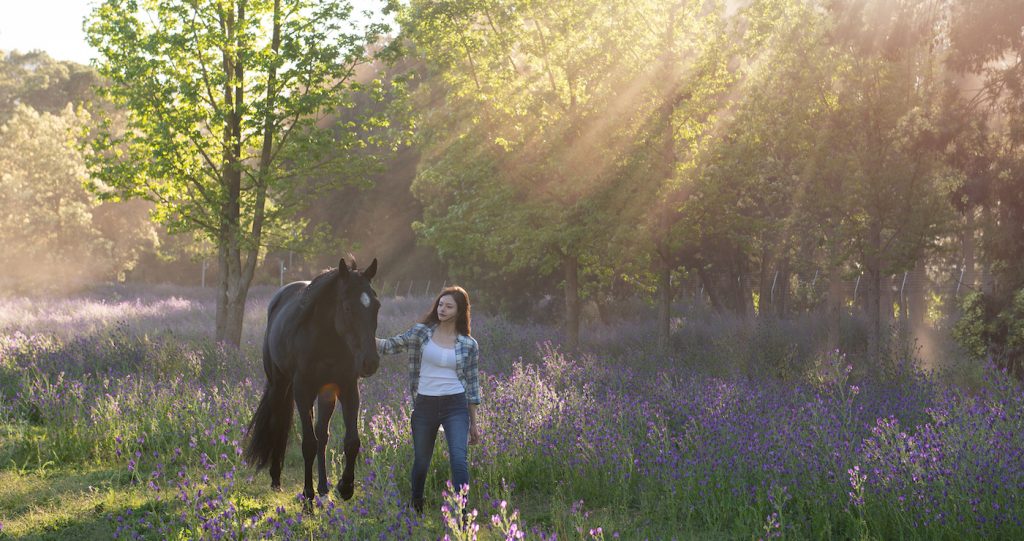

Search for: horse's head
xmin=334 ymin=258 xmax=381 ymax=377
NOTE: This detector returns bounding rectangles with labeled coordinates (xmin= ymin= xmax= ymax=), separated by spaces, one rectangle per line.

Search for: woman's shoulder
xmin=459 ymin=334 xmax=479 ymax=348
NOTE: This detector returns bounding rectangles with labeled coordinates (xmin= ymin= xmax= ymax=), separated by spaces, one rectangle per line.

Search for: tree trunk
xmin=827 ymin=264 xmax=843 ymax=352
xmin=216 ymin=242 xmax=229 ymax=340
xmin=866 ymin=222 xmax=883 ymax=361
xmin=224 ymin=284 xmax=248 ymax=347
xmin=758 ymin=245 xmax=773 ymax=317
xmin=981 ymin=204 xmax=994 ymax=294
xmin=867 ymin=268 xmax=881 ymax=361
xmin=880 ymin=273 xmax=894 ymax=329
xmin=218 ymin=242 xmax=255 ymax=347
xmin=738 ymin=265 xmax=754 ymax=319
xmin=653 ymin=6 xmax=678 ymax=351
xmin=563 ymin=253 xmax=580 ymax=349
xmin=214 ymin=1 xmax=250 ymax=348
xmin=908 ymin=258 xmax=926 ymax=329
xmin=216 ymin=228 xmax=249 ymax=347
xmin=729 ymin=271 xmax=744 ymax=317
xmin=776 ymin=258 xmax=790 ymax=318
xmin=963 ymin=208 xmax=976 ymax=292
xmin=698 ymin=267 xmax=723 ymax=311
xmin=657 ymin=253 xmax=672 ymax=351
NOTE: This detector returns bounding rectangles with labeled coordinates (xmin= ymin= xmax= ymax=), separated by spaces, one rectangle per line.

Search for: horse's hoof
xmin=337 ymin=482 xmax=355 ymax=501
xmin=301 ymin=492 xmax=316 ymax=512
xmin=270 ymin=483 xmax=282 ymax=492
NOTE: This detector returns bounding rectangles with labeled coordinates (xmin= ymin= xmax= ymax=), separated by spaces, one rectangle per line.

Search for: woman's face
xmin=436 ymin=294 xmax=458 ymax=323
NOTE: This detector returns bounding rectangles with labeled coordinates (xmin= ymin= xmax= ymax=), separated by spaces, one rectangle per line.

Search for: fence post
xmin=900 ymin=271 xmax=908 ymax=305
xmin=425 ymin=280 xmax=431 ymax=296
xmin=770 ymin=270 xmax=779 ymax=306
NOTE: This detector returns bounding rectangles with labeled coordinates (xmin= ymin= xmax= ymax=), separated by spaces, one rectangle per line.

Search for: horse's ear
xmin=338 ymin=258 xmax=350 ymax=278
xmin=363 ymin=258 xmax=378 ymax=281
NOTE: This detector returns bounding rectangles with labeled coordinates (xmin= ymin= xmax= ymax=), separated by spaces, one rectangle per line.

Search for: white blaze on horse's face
xmin=360 ymin=292 xmax=370 ymax=308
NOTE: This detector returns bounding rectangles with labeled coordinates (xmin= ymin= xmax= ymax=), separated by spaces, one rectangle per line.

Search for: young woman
xmin=376 ymin=286 xmax=481 ymax=513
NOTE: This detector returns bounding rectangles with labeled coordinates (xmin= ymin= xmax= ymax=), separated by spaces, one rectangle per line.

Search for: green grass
xmin=2 ymin=290 xmax=1022 ymax=540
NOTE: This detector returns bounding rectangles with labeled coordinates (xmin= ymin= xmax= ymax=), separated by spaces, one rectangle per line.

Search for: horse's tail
xmin=244 ymin=370 xmax=293 ymax=470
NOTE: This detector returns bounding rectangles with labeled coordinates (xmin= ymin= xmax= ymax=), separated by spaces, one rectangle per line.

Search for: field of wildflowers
xmin=0 ymin=285 xmax=1022 ymax=540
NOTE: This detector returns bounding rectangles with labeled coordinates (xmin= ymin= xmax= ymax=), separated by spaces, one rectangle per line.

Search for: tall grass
xmin=0 ymin=286 xmax=1021 ymax=539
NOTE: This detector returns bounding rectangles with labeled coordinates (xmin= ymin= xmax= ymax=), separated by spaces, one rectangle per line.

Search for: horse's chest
xmin=306 ymin=354 xmax=354 ymax=380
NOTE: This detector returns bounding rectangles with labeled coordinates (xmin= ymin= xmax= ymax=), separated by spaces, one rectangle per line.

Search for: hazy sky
xmin=0 ymin=0 xmax=97 ymax=64
xmin=0 ymin=0 xmax=392 ymax=66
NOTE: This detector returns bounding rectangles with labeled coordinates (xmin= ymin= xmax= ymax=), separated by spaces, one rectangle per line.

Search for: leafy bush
xmin=954 ymin=289 xmax=1024 ymax=376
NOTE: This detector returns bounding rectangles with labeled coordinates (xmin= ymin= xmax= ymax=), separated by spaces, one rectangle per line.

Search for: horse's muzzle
xmin=360 ymin=352 xmax=380 ymax=377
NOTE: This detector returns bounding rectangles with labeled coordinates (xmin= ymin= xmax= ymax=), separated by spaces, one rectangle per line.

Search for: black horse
xmin=245 ymin=258 xmax=380 ymax=503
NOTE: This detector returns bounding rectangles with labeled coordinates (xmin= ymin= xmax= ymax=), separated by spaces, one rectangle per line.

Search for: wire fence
xmin=673 ymin=270 xmax=985 ymax=309
xmin=374 ymin=279 xmax=451 ymax=299
xmin=368 ymin=272 xmax=982 ymax=314
xmin=198 ymin=258 xmax=987 ymax=309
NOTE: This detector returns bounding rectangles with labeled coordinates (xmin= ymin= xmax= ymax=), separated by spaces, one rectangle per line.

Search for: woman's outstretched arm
xmin=376 ymin=323 xmax=427 ymax=355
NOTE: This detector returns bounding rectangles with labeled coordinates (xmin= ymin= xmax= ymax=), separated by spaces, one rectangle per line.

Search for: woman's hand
xmin=468 ymin=403 xmax=479 ymax=445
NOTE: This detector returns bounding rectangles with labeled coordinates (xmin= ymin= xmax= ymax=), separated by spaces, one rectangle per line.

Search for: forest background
xmin=3 ymin=0 xmax=1023 ymax=372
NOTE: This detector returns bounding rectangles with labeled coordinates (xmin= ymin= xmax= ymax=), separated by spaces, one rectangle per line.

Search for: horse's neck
xmin=306 ymin=284 xmax=334 ymax=330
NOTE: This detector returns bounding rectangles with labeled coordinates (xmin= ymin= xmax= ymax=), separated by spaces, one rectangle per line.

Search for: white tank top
xmin=418 ymin=337 xmax=465 ymax=396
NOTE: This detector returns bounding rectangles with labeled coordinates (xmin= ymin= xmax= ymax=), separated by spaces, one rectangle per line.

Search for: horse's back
xmin=268 ymin=281 xmax=309 ymax=320
xmin=264 ymin=281 xmax=310 ymax=368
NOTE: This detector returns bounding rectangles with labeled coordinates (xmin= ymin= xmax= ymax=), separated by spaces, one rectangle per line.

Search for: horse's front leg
xmin=336 ymin=383 xmax=361 ymax=501
xmin=294 ymin=387 xmax=318 ymax=506
xmin=315 ymin=388 xmax=337 ymax=496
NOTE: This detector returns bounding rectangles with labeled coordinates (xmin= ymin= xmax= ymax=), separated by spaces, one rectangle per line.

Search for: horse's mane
xmin=295 ymin=267 xmax=340 ymax=320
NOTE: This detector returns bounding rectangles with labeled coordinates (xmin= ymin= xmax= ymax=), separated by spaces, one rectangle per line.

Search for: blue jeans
xmin=410 ymin=393 xmax=470 ymax=501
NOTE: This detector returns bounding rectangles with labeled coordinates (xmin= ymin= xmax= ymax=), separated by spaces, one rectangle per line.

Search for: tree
xmin=0 ymin=50 xmax=102 ymax=124
xmin=0 ymin=105 xmax=155 ymax=292
xmin=397 ymin=0 xmax=652 ymax=347
xmin=641 ymin=0 xmax=836 ymax=325
xmin=608 ymin=0 xmax=736 ymax=348
xmin=813 ymin=0 xmax=955 ymax=360
xmin=947 ymin=0 xmax=1024 ymax=375
xmin=660 ymin=0 xmax=954 ymax=359
xmin=86 ymin=0 xmax=391 ymax=345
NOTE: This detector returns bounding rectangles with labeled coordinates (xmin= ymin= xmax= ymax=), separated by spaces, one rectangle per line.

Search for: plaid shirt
xmin=376 ymin=323 xmax=481 ymax=405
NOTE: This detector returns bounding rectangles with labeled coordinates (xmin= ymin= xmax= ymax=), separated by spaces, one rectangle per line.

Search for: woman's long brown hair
xmin=419 ymin=286 xmax=471 ymax=336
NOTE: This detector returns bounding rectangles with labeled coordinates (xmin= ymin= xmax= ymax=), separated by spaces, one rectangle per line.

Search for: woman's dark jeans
xmin=410 ymin=392 xmax=470 ymax=502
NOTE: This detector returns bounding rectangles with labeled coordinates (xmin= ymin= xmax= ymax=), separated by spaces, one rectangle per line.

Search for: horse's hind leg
xmin=268 ymin=368 xmax=293 ymax=491
xmin=245 ymin=361 xmax=292 ymax=492
xmin=315 ymin=389 xmax=337 ymax=496
xmin=294 ymin=388 xmax=318 ymax=505
xmin=336 ymin=383 xmax=361 ymax=501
